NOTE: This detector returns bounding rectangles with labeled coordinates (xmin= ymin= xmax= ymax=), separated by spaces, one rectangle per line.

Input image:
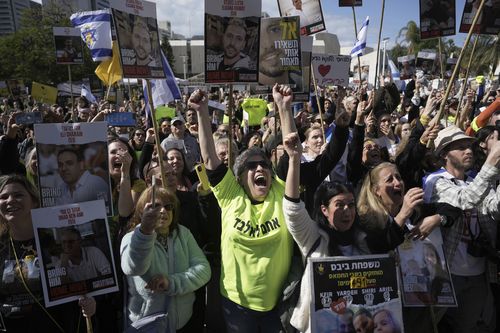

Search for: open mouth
xmin=6 ymin=206 xmax=20 ymax=213
xmin=254 ymin=175 xmax=267 ymax=187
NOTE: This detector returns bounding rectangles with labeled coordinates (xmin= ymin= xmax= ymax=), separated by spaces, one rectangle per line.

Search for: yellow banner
xmin=31 ymin=82 xmax=58 ymax=104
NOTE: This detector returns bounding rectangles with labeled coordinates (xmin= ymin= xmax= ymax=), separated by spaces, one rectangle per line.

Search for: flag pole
xmin=428 ymin=0 xmax=487 ymax=147
xmin=146 ymin=79 xmax=167 ymax=188
xmin=438 ymin=38 xmax=445 ymax=83
xmin=310 ymin=69 xmax=326 ymax=143
xmin=227 ymin=84 xmax=234 ymax=169
xmin=85 ymin=317 xmax=93 ymax=333
xmin=455 ymin=35 xmax=479 ymax=125
xmin=351 ymin=6 xmax=363 ymax=88
xmin=374 ymin=0 xmax=386 ymax=89
xmin=68 ymin=64 xmax=77 ymax=122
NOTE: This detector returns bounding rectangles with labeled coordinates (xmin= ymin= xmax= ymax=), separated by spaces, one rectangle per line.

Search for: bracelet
xmin=419 ymin=139 xmax=427 ymax=146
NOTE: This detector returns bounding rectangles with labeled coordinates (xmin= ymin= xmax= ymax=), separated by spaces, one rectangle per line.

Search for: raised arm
xmin=284 ymin=132 xmax=302 ymax=199
xmin=272 ymin=84 xmax=296 ymax=138
xmin=189 ymin=90 xmax=221 ymax=171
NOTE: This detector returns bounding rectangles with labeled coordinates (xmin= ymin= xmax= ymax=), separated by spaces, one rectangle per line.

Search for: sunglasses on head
xmin=245 ymin=160 xmax=270 ymax=170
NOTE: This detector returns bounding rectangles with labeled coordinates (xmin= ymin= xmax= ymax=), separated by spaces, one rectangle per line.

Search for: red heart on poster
xmin=330 ymin=297 xmax=347 ymax=314
xmin=318 ymin=64 xmax=331 ymax=77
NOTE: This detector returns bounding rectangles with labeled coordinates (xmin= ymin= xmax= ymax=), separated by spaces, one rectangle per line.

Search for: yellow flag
xmin=31 ymin=82 xmax=58 ymax=104
xmin=95 ymin=41 xmax=122 ymax=86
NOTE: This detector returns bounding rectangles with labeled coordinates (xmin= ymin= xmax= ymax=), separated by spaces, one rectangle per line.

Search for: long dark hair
xmin=108 ymin=136 xmax=139 ymax=187
xmin=313 ymin=181 xmax=354 ymax=225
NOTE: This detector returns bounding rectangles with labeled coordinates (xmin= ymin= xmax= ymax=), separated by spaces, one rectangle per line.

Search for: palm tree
xmin=396 ymin=20 xmax=421 ymax=55
xmin=462 ymin=34 xmax=499 ymax=77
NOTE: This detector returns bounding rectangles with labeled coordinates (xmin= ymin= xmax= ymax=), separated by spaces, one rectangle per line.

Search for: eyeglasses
xmin=245 ymin=160 xmax=271 ymax=170
xmin=135 ymin=132 xmax=145 ymax=137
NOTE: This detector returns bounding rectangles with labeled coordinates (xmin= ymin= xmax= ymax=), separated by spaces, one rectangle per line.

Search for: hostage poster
xmin=339 ymin=0 xmax=362 ymax=6
xmin=459 ymin=0 xmax=500 ymax=35
xmin=256 ymin=16 xmax=302 ymax=93
xmin=32 ymin=200 xmax=118 ymax=307
xmin=278 ymin=0 xmax=326 ymax=36
xmin=204 ymin=0 xmax=261 ymax=83
xmin=419 ymin=0 xmax=455 ymax=39
xmin=398 ymin=228 xmax=457 ymax=307
xmin=311 ymin=54 xmax=351 ymax=87
xmin=310 ymin=255 xmax=404 ymax=333
xmin=34 ymin=122 xmax=112 ymax=216
xmin=111 ymin=0 xmax=165 ymax=79
xmin=53 ymin=27 xmax=84 ymax=65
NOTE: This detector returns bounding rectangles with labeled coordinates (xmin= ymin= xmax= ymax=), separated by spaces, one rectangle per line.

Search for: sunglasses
xmin=245 ymin=160 xmax=270 ymax=170
xmin=135 ymin=132 xmax=145 ymax=137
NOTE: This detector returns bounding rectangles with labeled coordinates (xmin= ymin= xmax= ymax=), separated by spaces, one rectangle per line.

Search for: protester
xmin=120 ymin=185 xmax=211 ymax=332
xmin=190 ymin=84 xmax=295 ymax=332
xmin=0 ymin=174 xmax=95 ymax=332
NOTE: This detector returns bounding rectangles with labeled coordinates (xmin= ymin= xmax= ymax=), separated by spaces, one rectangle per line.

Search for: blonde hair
xmin=356 ymin=162 xmax=396 ymax=229
xmin=127 ymin=186 xmax=180 ymax=234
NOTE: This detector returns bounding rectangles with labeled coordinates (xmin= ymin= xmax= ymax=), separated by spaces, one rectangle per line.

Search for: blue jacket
xmin=121 ymin=225 xmax=211 ymax=330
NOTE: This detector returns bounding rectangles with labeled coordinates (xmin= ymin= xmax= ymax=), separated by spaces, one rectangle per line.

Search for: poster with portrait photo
xmin=419 ymin=0 xmax=455 ymax=39
xmin=255 ymin=16 xmax=302 ymax=93
xmin=278 ymin=0 xmax=325 ymax=36
xmin=397 ymin=55 xmax=416 ymax=80
xmin=311 ymin=54 xmax=351 ymax=87
xmin=205 ymin=0 xmax=261 ymax=83
xmin=398 ymin=228 xmax=457 ymax=307
xmin=53 ymin=27 xmax=84 ymax=65
xmin=339 ymin=0 xmax=362 ymax=6
xmin=459 ymin=0 xmax=500 ymax=35
xmin=310 ymin=255 xmax=404 ymax=333
xmin=34 ymin=122 xmax=112 ymax=216
xmin=6 ymin=79 xmax=26 ymax=97
xmin=111 ymin=0 xmax=164 ymax=79
xmin=32 ymin=200 xmax=118 ymax=307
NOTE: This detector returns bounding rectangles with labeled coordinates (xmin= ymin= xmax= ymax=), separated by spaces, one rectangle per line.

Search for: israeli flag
xmin=81 ymin=84 xmax=97 ymax=104
xmin=143 ymin=50 xmax=182 ymax=128
xmin=351 ymin=16 xmax=369 ymax=58
xmin=388 ymin=58 xmax=400 ymax=80
xmin=70 ymin=9 xmax=112 ymax=62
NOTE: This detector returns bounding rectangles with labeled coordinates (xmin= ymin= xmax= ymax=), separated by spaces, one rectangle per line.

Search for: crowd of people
xmin=0 ymin=72 xmax=499 ymax=333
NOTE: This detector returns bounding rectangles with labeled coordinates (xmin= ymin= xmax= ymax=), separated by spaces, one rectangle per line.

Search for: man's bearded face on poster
xmin=132 ymin=19 xmax=152 ymax=65
xmin=223 ymin=23 xmax=246 ymax=61
xmin=260 ymin=20 xmax=286 ymax=77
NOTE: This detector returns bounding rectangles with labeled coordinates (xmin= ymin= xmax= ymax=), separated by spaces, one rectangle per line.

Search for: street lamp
xmin=382 ymin=37 xmax=390 ymax=77
xmin=180 ymin=55 xmax=188 ymax=80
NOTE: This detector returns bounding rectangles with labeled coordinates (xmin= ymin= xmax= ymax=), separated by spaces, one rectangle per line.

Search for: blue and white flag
xmin=143 ymin=50 xmax=182 ymax=128
xmin=81 ymin=84 xmax=97 ymax=104
xmin=70 ymin=9 xmax=112 ymax=62
xmin=388 ymin=58 xmax=400 ymax=80
xmin=351 ymin=16 xmax=369 ymax=58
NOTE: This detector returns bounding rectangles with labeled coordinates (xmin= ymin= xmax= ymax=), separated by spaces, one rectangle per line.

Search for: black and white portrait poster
xmin=278 ymin=0 xmax=325 ymax=36
xmin=53 ymin=27 xmax=84 ymax=65
xmin=312 ymin=54 xmax=351 ymax=87
xmin=258 ymin=16 xmax=302 ymax=90
xmin=32 ymin=200 xmax=118 ymax=307
xmin=459 ymin=0 xmax=500 ymax=35
xmin=111 ymin=0 xmax=165 ymax=79
xmin=419 ymin=0 xmax=456 ymax=39
xmin=34 ymin=122 xmax=112 ymax=216
xmin=398 ymin=228 xmax=457 ymax=307
xmin=310 ymin=255 xmax=404 ymax=333
xmin=205 ymin=0 xmax=261 ymax=83
xmin=416 ymin=50 xmax=437 ymax=74
xmin=339 ymin=0 xmax=362 ymax=6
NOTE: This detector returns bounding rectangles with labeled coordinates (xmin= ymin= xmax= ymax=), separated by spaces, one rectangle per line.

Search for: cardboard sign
xmin=34 ymin=122 xmax=113 ymax=216
xmin=278 ymin=0 xmax=326 ymax=36
xmin=111 ymin=0 xmax=165 ymax=79
xmin=419 ymin=0 xmax=456 ymax=39
xmin=398 ymin=228 xmax=457 ymax=307
xmin=53 ymin=27 xmax=84 ymax=65
xmin=105 ymin=112 xmax=136 ymax=127
xmin=310 ymin=255 xmax=404 ymax=333
xmin=312 ymin=54 xmax=351 ymax=87
xmin=32 ymin=200 xmax=119 ymax=307
xmin=204 ymin=0 xmax=261 ymax=83
xmin=31 ymin=82 xmax=58 ymax=104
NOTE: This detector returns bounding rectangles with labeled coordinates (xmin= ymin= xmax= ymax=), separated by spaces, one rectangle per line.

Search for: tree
xmin=0 ymin=4 xmax=97 ymax=85
xmin=396 ymin=20 xmax=421 ymax=55
xmin=461 ymin=34 xmax=499 ymax=77
xmin=160 ymin=34 xmax=175 ymax=67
